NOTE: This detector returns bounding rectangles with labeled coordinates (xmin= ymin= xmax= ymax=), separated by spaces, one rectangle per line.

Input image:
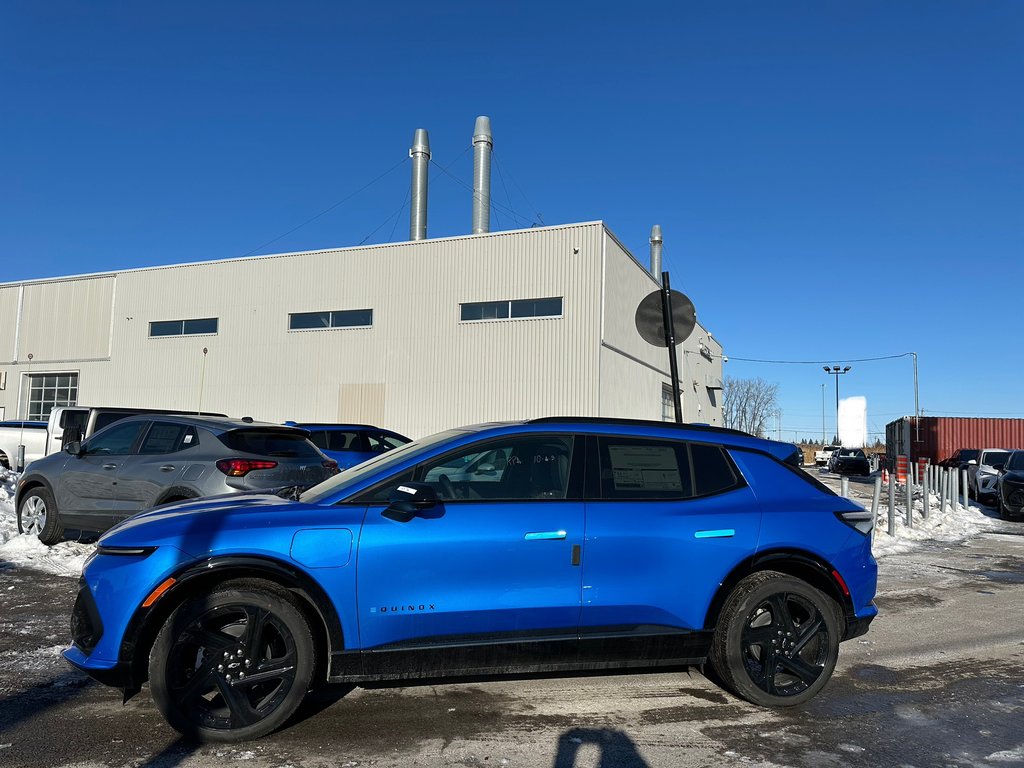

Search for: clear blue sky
xmin=2 ymin=1 xmax=1021 ymax=441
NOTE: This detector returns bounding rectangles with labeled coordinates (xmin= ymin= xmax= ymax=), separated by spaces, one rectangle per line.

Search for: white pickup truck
xmin=0 ymin=406 xmax=228 ymax=470
xmin=814 ymin=444 xmax=841 ymax=466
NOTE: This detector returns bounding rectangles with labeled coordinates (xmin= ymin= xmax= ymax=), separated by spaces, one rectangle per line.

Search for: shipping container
xmin=885 ymin=417 xmax=1024 ymax=465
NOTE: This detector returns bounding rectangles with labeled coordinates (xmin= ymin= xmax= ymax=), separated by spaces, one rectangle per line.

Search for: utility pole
xmin=820 ymin=383 xmax=826 ymax=443
xmin=823 ymin=365 xmax=852 ymax=446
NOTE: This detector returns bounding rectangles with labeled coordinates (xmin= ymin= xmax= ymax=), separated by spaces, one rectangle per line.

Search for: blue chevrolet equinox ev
xmin=65 ymin=418 xmax=877 ymax=741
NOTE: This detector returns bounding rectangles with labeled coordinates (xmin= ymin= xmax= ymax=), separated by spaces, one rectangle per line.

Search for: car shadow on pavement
xmin=137 ymin=737 xmax=197 ymax=768
xmin=552 ymin=728 xmax=649 ymax=768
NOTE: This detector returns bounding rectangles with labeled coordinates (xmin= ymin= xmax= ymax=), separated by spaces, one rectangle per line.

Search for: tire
xmin=17 ymin=487 xmax=65 ymax=545
xmin=149 ymin=584 xmax=315 ymax=742
xmin=710 ymin=570 xmax=841 ymax=708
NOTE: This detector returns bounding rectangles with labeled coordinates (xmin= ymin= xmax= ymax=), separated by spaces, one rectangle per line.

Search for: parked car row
xmin=15 ymin=411 xmax=411 ymax=544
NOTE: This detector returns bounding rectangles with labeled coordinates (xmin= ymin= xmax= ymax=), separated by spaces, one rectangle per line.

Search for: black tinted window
xmin=93 ymin=411 xmax=137 ymax=432
xmin=691 ymin=443 xmax=739 ymax=496
xmin=598 ymin=437 xmax=693 ymax=499
xmin=308 ymin=430 xmax=362 ymax=452
xmin=85 ymin=421 xmax=146 ymax=456
xmin=140 ymin=422 xmax=198 ymax=455
xmin=219 ymin=430 xmax=322 ymax=458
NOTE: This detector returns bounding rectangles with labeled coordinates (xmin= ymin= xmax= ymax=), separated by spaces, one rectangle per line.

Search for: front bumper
xmin=1000 ymin=483 xmax=1024 ymax=514
xmin=63 ymin=645 xmax=134 ymax=688
xmin=977 ymin=473 xmax=1000 ymax=496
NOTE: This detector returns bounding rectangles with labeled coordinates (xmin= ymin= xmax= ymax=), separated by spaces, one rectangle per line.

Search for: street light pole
xmin=820 ymin=383 xmax=825 ymax=443
xmin=912 ymin=352 xmax=919 ymax=444
xmin=823 ymin=365 xmax=852 ymax=445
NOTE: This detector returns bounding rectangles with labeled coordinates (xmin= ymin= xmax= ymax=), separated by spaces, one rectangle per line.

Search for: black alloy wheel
xmin=711 ymin=571 xmax=841 ymax=707
xmin=149 ymin=584 xmax=315 ymax=742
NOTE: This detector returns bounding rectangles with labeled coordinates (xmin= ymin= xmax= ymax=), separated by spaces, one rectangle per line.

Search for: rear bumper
xmin=843 ymin=611 xmax=875 ymax=641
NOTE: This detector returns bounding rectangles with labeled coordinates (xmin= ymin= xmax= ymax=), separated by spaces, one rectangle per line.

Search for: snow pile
xmin=871 ymin=481 xmax=998 ymax=557
xmin=0 ymin=470 xmax=94 ymax=578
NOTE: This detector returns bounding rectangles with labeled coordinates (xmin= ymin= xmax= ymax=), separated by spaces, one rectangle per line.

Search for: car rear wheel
xmin=149 ymin=584 xmax=315 ymax=742
xmin=710 ymin=570 xmax=841 ymax=707
xmin=17 ymin=487 xmax=65 ymax=545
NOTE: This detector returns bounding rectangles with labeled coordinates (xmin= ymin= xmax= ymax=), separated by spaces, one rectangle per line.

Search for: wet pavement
xmin=0 ymin=518 xmax=1022 ymax=767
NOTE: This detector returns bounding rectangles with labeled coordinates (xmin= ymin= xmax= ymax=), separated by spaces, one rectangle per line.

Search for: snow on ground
xmin=0 ymin=470 xmax=93 ymax=578
xmin=812 ymin=468 xmax=999 ymax=558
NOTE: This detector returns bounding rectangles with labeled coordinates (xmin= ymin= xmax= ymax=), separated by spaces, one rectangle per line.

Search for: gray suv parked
xmin=15 ymin=415 xmax=338 ymax=544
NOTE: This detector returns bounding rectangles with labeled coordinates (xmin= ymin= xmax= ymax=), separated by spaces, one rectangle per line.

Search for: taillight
xmin=216 ymin=458 xmax=278 ymax=477
xmin=323 ymin=460 xmax=340 ymax=475
xmin=834 ymin=507 xmax=874 ymax=535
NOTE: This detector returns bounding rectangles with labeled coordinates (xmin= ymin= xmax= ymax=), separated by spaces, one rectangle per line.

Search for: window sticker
xmin=608 ymin=445 xmax=682 ymax=491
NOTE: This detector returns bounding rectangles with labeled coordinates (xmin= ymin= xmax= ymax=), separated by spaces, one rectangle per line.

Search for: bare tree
xmin=723 ymin=376 xmax=780 ymax=438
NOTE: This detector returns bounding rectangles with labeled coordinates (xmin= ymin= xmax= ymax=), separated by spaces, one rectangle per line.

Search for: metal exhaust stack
xmin=409 ymin=128 xmax=430 ymax=241
xmin=650 ymin=224 xmax=663 ymax=279
xmin=472 ymin=116 xmax=493 ymax=234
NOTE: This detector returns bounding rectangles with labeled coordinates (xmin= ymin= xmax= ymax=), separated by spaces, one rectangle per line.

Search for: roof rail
xmin=525 ymin=416 xmax=752 ymax=438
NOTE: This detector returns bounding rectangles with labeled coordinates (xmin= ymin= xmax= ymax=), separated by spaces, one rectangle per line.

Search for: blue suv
xmin=64 ymin=418 xmax=877 ymax=742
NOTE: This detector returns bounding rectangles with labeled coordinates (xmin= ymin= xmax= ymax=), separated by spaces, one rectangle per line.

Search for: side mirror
xmin=383 ymin=482 xmax=438 ymax=523
xmin=64 ymin=441 xmax=83 ymax=457
xmin=967 ymin=459 xmax=977 ymax=466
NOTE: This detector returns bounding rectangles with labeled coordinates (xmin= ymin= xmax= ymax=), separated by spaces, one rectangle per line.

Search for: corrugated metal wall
xmin=0 ymin=286 xmax=20 ymax=361
xmin=886 ymin=416 xmax=1024 ymax=463
xmin=0 ymin=222 xmax=723 ymax=436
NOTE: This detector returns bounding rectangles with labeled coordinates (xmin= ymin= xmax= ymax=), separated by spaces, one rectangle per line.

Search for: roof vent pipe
xmin=472 ymin=116 xmax=493 ymax=234
xmin=409 ymin=128 xmax=430 ymax=241
xmin=650 ymin=224 xmax=663 ymax=280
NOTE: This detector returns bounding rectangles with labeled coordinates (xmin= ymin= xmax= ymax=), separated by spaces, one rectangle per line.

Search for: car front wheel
xmin=149 ymin=583 xmax=315 ymax=742
xmin=17 ymin=487 xmax=65 ymax=545
xmin=710 ymin=570 xmax=841 ymax=707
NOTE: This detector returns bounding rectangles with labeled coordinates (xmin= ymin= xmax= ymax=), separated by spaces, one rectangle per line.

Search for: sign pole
xmin=661 ymin=271 xmax=683 ymax=424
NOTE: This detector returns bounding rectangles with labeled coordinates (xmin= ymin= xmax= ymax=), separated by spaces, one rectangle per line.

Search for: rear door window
xmin=139 ymin=422 xmax=199 ymax=455
xmin=308 ymin=429 xmax=363 ymax=452
xmin=219 ymin=430 xmax=323 ymax=458
xmin=597 ymin=437 xmax=693 ymax=499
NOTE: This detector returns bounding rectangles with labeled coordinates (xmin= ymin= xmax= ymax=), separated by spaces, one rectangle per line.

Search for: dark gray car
xmin=15 ymin=415 xmax=338 ymax=544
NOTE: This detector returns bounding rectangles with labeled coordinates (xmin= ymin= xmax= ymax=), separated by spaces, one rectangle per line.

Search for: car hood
xmin=98 ymin=492 xmax=368 ymax=557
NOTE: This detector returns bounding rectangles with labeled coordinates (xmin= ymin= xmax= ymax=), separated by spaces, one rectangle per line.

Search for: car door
xmin=353 ymin=433 xmax=584 ymax=669
xmin=579 ymin=435 xmax=761 ymax=658
xmin=113 ymin=421 xmax=196 ymax=514
xmin=56 ymin=420 xmax=148 ymax=524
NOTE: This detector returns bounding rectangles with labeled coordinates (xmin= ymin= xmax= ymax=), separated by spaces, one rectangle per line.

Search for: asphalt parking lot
xmin=1 ymin=500 xmax=1022 ymax=767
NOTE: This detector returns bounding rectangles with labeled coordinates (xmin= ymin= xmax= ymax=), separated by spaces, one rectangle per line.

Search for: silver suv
xmin=15 ymin=415 xmax=338 ymax=544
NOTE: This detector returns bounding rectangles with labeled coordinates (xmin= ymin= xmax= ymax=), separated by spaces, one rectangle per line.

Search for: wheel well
xmin=154 ymin=487 xmax=199 ymax=506
xmin=124 ymin=560 xmax=342 ymax=692
xmin=0 ymin=451 xmax=9 ymax=469
xmin=704 ymin=551 xmax=853 ymax=632
xmin=13 ymin=478 xmax=48 ymax=508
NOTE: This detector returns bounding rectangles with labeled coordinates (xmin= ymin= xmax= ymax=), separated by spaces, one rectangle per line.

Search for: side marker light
xmin=142 ymin=577 xmax=177 ymax=608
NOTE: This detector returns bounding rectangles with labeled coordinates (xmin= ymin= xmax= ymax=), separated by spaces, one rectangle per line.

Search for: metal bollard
xmin=939 ymin=468 xmax=946 ymax=514
xmin=962 ymin=469 xmax=969 ymax=509
xmin=922 ymin=464 xmax=929 ymax=519
xmin=951 ymin=468 xmax=958 ymax=511
xmin=840 ymin=476 xmax=849 ymax=498
xmin=16 ymin=444 xmax=25 ymax=473
xmin=912 ymin=463 xmax=918 ymax=487
xmin=870 ymin=476 xmax=882 ymax=541
xmin=906 ymin=473 xmax=914 ymax=528
xmin=888 ymin=475 xmax=896 ymax=536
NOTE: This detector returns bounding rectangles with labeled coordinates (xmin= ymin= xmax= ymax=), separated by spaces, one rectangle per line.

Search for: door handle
xmin=103 ymin=463 xmax=117 ymax=471
xmin=524 ymin=530 xmax=567 ymax=541
xmin=159 ymin=465 xmax=176 ymax=472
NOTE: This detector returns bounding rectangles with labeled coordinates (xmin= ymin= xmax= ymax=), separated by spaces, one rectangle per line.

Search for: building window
xmin=289 ymin=309 xmax=373 ymax=330
xmin=661 ymin=384 xmax=674 ymax=422
xmin=460 ymin=297 xmax=563 ymax=322
xmin=149 ymin=318 xmax=218 ymax=337
xmin=22 ymin=373 xmax=78 ymax=421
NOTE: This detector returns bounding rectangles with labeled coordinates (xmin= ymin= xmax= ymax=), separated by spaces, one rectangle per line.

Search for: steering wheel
xmin=438 ymin=473 xmax=457 ymax=500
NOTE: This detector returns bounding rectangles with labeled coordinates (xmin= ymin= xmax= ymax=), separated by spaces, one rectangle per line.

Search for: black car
xmin=941 ymin=448 xmax=979 ymax=472
xmin=997 ymin=450 xmax=1024 ymax=520
xmin=828 ymin=447 xmax=870 ymax=476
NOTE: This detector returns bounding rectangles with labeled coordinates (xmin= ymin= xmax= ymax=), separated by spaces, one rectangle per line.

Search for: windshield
xmin=840 ymin=449 xmax=865 ymax=458
xmin=958 ymin=450 xmax=979 ymax=462
xmin=299 ymin=428 xmax=468 ymax=503
xmin=981 ymin=450 xmax=1010 ymax=467
xmin=1003 ymin=452 xmax=1024 ymax=471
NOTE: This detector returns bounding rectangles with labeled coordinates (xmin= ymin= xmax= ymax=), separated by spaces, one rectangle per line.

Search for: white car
xmin=968 ymin=448 xmax=1011 ymax=501
xmin=815 ymin=445 xmax=840 ymax=466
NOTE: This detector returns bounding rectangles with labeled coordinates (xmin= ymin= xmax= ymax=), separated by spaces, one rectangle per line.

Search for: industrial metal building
xmin=0 ymin=119 xmax=723 ymax=438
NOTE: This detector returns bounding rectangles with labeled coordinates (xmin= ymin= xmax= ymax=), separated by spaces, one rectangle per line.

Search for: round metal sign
xmin=635 ymin=289 xmax=696 ymax=347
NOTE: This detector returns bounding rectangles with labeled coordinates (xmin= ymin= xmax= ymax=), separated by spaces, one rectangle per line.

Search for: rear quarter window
xmin=690 ymin=443 xmax=742 ymax=496
xmin=219 ymin=430 xmax=322 ymax=458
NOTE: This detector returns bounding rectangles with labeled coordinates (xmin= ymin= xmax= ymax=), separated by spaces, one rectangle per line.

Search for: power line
xmin=492 ymin=151 xmax=544 ymax=226
xmin=725 ymin=352 xmax=915 ymax=365
xmin=240 ymin=157 xmax=409 ymax=257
